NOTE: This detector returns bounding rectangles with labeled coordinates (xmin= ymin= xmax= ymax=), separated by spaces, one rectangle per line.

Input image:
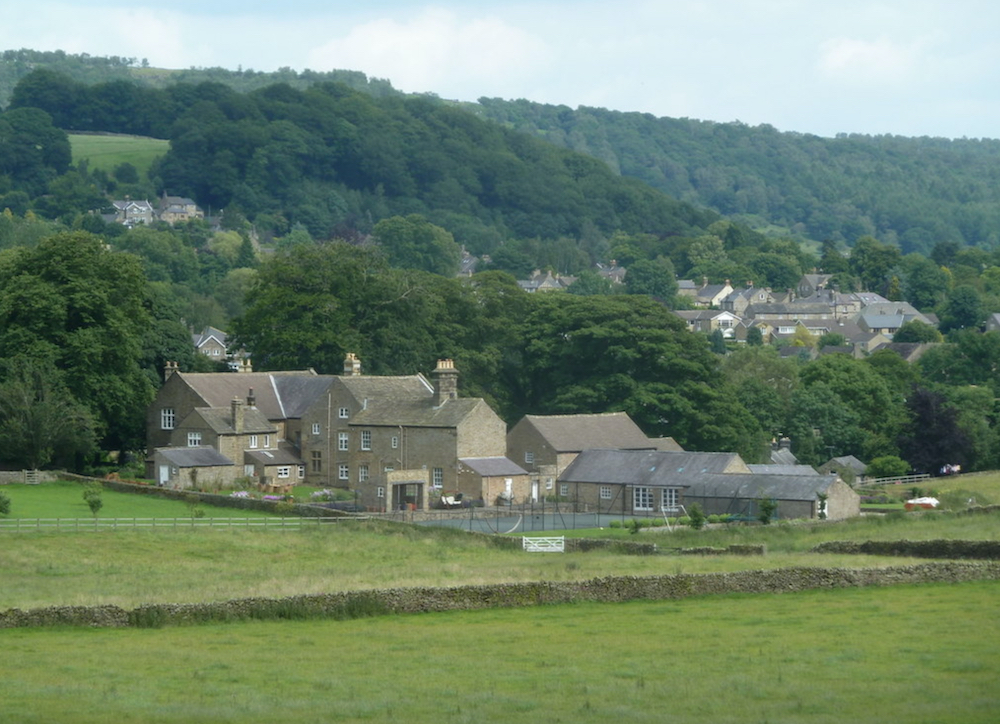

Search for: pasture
xmin=2 ymin=581 xmax=997 ymax=723
xmin=69 ymin=132 xmax=169 ymax=176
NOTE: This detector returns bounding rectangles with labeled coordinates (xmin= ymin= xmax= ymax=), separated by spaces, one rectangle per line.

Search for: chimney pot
xmin=431 ymin=359 xmax=459 ymax=406
xmin=343 ymin=352 xmax=362 ymax=376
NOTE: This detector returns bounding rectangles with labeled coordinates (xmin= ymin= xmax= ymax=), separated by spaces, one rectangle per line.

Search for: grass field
xmin=2 ymin=581 xmax=997 ymax=723
xmin=69 ymin=132 xmax=169 ymax=176
xmin=1 ymin=480 xmax=274 ymax=520
xmin=1 ymin=480 xmax=998 ymax=609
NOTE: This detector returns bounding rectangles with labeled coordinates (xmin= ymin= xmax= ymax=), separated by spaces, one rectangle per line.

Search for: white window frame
xmin=524 ymin=451 xmax=534 ymax=464
xmin=633 ymin=486 xmax=653 ymax=512
xmin=359 ymin=464 xmax=369 ymax=483
xmin=376 ymin=486 xmax=385 ymax=499
xmin=249 ymin=435 xmax=258 ymax=449
xmin=244 ymin=464 xmax=255 ymax=477
xmin=311 ymin=422 xmax=321 ymax=436
xmin=361 ymin=430 xmax=372 ymax=451
xmin=432 ymin=467 xmax=443 ymax=487
xmin=277 ymin=466 xmax=290 ymax=479
xmin=600 ymin=485 xmax=613 ymax=500
xmin=187 ymin=432 xmax=201 ymax=447
xmin=391 ymin=435 xmax=399 ymax=449
xmin=263 ymin=434 xmax=270 ymax=448
xmin=559 ymin=483 xmax=569 ymax=497
xmin=297 ymin=465 xmax=305 ymax=479
xmin=662 ymin=488 xmax=679 ymax=512
xmin=339 ymin=407 xmax=349 ymax=419
xmin=338 ymin=463 xmax=349 ymax=481
xmin=338 ymin=432 xmax=349 ymax=451
xmin=161 ymin=408 xmax=175 ymax=430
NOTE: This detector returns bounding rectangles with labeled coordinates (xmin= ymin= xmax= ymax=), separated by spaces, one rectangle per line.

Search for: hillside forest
xmin=1 ymin=52 xmax=1000 ymax=479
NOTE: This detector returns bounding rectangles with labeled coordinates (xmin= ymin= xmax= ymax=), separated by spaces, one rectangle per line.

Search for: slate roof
xmin=459 ymin=457 xmax=529 ymax=476
xmin=192 ymin=326 xmax=227 ymax=350
xmin=520 ymin=412 xmax=654 ymax=453
xmin=822 ymin=455 xmax=868 ymax=475
xmin=245 ymin=447 xmax=303 ymax=466
xmin=272 ymin=376 xmax=337 ymax=418
xmin=559 ymin=449 xmax=745 ymax=486
xmin=155 ymin=446 xmax=234 ymax=467
xmin=770 ymin=447 xmax=800 ymax=465
xmin=747 ymin=464 xmax=819 ymax=476
xmin=648 ymin=437 xmax=684 ymax=452
xmin=353 ymin=397 xmax=486 ymax=428
xmin=177 ymin=370 xmax=318 ymax=420
xmin=687 ymin=472 xmax=839 ymax=503
xmin=194 ymin=406 xmax=276 ymax=435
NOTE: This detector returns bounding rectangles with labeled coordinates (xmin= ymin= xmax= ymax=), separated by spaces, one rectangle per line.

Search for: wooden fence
xmin=522 ymin=536 xmax=565 ymax=552
xmin=0 ymin=516 xmax=363 ymax=532
xmin=864 ymin=473 xmax=931 ymax=487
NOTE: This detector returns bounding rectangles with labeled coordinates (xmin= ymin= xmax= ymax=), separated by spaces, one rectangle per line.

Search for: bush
xmin=82 ymin=484 xmax=103 ymax=517
xmin=866 ymin=455 xmax=910 ymax=479
xmin=0 ymin=490 xmax=10 ymax=515
xmin=608 ymin=520 xmax=622 ymax=528
xmin=688 ymin=503 xmax=707 ymax=530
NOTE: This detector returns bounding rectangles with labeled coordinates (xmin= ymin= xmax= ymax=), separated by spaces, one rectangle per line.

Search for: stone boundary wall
xmin=3 ymin=562 xmax=997 ymax=630
xmin=0 ymin=471 xmax=61 ymax=484
xmin=813 ymin=539 xmax=1000 ymax=559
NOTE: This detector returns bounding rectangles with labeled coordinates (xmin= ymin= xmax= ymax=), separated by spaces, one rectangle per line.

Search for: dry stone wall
xmin=3 ymin=562 xmax=997 ymax=630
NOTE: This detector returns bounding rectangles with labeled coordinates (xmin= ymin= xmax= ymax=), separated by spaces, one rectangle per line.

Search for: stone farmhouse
xmin=558 ymin=448 xmax=859 ymax=521
xmin=146 ymin=355 xmax=514 ymax=511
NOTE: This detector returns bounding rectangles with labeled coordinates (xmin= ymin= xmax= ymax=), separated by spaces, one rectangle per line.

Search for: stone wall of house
xmin=455 ymin=402 xmax=507 ymax=459
xmin=825 ymin=479 xmax=862 ymax=520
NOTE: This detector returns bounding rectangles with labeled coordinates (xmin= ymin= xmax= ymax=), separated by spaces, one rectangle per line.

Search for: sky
xmin=3 ymin=0 xmax=999 ymax=139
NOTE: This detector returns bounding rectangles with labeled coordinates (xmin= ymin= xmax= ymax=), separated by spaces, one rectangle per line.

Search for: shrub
xmin=82 ymin=484 xmax=103 ymax=517
xmin=678 ymin=516 xmax=691 ymax=526
xmin=866 ymin=455 xmax=910 ymax=479
xmin=608 ymin=520 xmax=622 ymax=529
xmin=688 ymin=503 xmax=707 ymax=530
xmin=0 ymin=490 xmax=10 ymax=515
xmin=757 ymin=498 xmax=777 ymax=525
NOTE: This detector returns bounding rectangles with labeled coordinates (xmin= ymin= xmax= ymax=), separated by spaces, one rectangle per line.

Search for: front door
xmin=158 ymin=465 xmax=170 ymax=487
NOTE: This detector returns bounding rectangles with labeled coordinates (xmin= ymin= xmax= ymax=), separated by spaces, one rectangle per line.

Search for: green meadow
xmin=2 ymin=480 xmax=998 ymax=722
xmin=69 ymin=132 xmax=169 ymax=176
xmin=2 ymin=582 xmax=997 ymax=724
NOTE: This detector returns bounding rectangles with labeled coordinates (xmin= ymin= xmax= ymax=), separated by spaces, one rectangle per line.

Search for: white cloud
xmin=306 ymin=8 xmax=550 ymax=98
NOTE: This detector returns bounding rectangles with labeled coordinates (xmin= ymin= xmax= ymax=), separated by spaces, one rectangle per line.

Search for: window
xmin=277 ymin=466 xmax=290 ymax=479
xmin=524 ymin=451 xmax=534 ymax=464
xmin=297 ymin=465 xmax=305 ymax=479
xmin=600 ymin=485 xmax=613 ymax=500
xmin=187 ymin=432 xmax=201 ymax=447
xmin=339 ymin=407 xmax=349 ymax=419
xmin=559 ymin=484 xmax=569 ymax=497
xmin=263 ymin=435 xmax=270 ymax=448
xmin=376 ymin=486 xmax=385 ymax=499
xmin=244 ymin=464 xmax=255 ymax=477
xmin=249 ymin=435 xmax=258 ymax=449
xmin=633 ymin=486 xmax=653 ymax=511
xmin=311 ymin=451 xmax=322 ymax=473
xmin=338 ymin=463 xmax=349 ymax=481
xmin=661 ymin=488 xmax=679 ymax=512
xmin=359 ymin=464 xmax=369 ymax=483
xmin=383 ymin=465 xmax=394 ymax=473
xmin=338 ymin=432 xmax=349 ymax=451
xmin=432 ymin=467 xmax=443 ymax=486
xmin=161 ymin=408 xmax=175 ymax=430
xmin=545 ymin=477 xmax=554 ymax=490
xmin=391 ymin=435 xmax=399 ymax=449
xmin=311 ymin=422 xmax=321 ymax=436
xmin=361 ymin=430 xmax=372 ymax=451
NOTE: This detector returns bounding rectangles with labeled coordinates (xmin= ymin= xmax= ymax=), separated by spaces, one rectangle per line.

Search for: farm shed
xmin=683 ymin=472 xmax=859 ymax=521
xmin=151 ymin=446 xmax=236 ymax=490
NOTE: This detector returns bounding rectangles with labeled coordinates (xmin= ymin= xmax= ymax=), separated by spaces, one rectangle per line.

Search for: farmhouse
xmin=145 ymin=355 xmax=513 ymax=510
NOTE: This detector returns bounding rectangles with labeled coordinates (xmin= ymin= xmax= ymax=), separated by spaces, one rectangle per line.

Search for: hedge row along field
xmin=3 ymin=561 xmax=997 ymax=630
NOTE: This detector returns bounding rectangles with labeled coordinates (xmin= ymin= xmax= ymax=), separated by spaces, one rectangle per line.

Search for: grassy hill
xmin=69 ymin=132 xmax=169 ymax=177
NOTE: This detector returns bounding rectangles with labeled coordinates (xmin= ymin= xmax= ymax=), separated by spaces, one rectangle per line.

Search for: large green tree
xmin=0 ymin=231 xmax=155 ymax=451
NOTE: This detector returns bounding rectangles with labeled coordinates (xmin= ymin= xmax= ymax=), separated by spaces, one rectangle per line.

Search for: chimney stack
xmin=344 ymin=352 xmax=362 ymax=376
xmin=239 ymin=358 xmax=253 ymax=373
xmin=164 ymin=360 xmax=178 ymax=382
xmin=231 ymin=397 xmax=245 ymax=433
xmin=431 ymin=359 xmax=459 ymax=406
